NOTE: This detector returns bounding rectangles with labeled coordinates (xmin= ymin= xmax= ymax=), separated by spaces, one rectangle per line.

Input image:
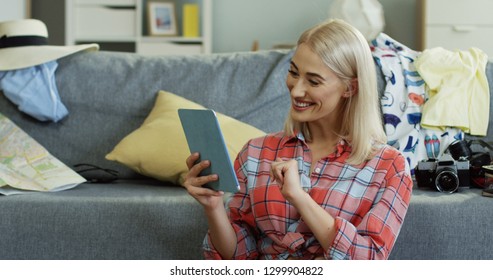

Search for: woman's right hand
xmin=183 ymin=152 xmax=224 ymax=210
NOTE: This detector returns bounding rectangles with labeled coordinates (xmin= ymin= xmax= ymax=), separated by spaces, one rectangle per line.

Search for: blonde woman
xmin=184 ymin=19 xmax=412 ymax=260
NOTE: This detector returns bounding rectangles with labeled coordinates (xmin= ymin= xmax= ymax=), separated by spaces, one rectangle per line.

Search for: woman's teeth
xmin=294 ymin=101 xmax=312 ymax=108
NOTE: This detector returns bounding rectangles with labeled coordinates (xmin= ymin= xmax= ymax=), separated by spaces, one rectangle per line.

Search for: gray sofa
xmin=0 ymin=49 xmax=492 ymax=260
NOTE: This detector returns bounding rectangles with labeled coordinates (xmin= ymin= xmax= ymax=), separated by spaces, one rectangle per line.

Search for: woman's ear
xmin=343 ymin=78 xmax=358 ymax=97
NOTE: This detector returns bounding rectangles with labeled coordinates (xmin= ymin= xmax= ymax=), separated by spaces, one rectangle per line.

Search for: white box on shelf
xmin=75 ymin=0 xmax=136 ymax=6
xmin=75 ymin=6 xmax=136 ymax=39
xmin=420 ymin=0 xmax=493 ymax=57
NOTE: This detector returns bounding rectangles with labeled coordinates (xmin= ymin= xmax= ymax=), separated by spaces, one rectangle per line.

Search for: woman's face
xmin=286 ymin=43 xmax=348 ymax=128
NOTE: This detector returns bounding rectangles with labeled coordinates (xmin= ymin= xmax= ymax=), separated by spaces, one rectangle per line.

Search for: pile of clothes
xmin=371 ymin=33 xmax=489 ymax=171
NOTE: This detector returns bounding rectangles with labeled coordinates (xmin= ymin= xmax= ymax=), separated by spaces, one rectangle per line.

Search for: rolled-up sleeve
xmin=326 ymin=156 xmax=413 ymax=260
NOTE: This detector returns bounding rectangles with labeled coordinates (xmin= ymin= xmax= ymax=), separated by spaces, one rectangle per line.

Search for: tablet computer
xmin=178 ymin=108 xmax=240 ymax=193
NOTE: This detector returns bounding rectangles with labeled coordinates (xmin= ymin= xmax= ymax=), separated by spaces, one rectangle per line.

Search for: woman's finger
xmin=193 ymin=173 xmax=218 ymax=187
xmin=186 ymin=159 xmax=211 ymax=180
xmin=185 ymin=152 xmax=200 ymax=169
xmin=187 ymin=184 xmax=223 ymax=197
xmin=271 ymin=159 xmax=285 ymax=184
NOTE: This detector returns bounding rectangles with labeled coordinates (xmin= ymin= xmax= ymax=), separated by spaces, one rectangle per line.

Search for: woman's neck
xmin=306 ymin=123 xmax=340 ymax=164
xmin=307 ymin=121 xmax=339 ymax=145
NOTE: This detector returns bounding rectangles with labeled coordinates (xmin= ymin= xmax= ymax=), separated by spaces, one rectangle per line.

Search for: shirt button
xmin=314 ymin=167 xmax=321 ymax=173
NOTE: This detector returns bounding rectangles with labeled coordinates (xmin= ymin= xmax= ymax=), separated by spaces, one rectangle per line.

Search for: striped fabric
xmin=203 ymin=132 xmax=412 ymax=260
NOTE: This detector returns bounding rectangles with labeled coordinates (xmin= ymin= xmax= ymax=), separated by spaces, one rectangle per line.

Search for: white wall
xmin=212 ymin=0 xmax=418 ymax=53
xmin=0 ymin=0 xmax=29 ymax=21
xmin=212 ymin=0 xmax=331 ymax=53
xmin=379 ymin=0 xmax=417 ymax=49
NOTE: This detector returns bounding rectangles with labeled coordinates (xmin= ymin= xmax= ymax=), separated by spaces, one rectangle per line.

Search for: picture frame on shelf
xmin=147 ymin=1 xmax=177 ymax=36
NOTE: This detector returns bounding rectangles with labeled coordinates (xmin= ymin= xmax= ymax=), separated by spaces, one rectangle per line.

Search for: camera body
xmin=415 ymin=154 xmax=470 ymax=193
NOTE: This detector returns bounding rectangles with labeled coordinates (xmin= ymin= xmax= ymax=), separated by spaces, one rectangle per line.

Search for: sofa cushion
xmin=105 ymin=90 xmax=266 ymax=184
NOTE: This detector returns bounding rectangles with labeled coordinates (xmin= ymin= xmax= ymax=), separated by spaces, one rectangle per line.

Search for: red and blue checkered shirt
xmin=203 ymin=132 xmax=412 ymax=260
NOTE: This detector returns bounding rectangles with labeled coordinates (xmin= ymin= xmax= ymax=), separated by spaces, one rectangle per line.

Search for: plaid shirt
xmin=203 ymin=132 xmax=412 ymax=260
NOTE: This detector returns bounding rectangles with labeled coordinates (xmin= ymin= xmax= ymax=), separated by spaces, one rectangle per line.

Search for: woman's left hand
xmin=272 ymin=158 xmax=337 ymax=250
xmin=271 ymin=158 xmax=305 ymax=201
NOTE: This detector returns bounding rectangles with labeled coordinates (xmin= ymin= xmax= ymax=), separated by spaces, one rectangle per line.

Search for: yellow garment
xmin=415 ymin=47 xmax=489 ymax=136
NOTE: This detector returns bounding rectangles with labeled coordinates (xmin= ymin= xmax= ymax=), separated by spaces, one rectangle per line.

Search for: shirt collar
xmin=279 ymin=131 xmax=305 ymax=146
xmin=281 ymin=131 xmax=352 ymax=158
xmin=333 ymin=138 xmax=351 ymax=158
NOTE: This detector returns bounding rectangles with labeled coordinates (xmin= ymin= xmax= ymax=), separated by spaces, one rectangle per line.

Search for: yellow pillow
xmin=105 ymin=90 xmax=266 ymax=185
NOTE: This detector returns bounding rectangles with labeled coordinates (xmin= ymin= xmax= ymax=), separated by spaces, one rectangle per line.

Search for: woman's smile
xmin=292 ymin=99 xmax=315 ymax=111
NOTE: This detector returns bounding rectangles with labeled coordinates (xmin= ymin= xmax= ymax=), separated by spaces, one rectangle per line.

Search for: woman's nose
xmin=289 ymin=79 xmax=306 ymax=98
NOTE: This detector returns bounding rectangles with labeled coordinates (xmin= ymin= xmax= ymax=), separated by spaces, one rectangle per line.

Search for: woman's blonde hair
xmin=284 ymin=19 xmax=386 ymax=165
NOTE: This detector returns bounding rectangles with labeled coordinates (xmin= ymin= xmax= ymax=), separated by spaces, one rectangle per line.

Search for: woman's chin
xmin=290 ymin=109 xmax=311 ymax=122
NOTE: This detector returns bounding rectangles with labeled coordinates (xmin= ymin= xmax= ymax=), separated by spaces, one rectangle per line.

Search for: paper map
xmin=0 ymin=113 xmax=86 ymax=195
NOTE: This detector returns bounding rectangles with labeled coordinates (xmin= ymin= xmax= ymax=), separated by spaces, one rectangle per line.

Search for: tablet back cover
xmin=178 ymin=109 xmax=240 ymax=193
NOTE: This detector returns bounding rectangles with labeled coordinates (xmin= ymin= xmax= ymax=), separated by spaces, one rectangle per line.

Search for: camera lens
xmin=435 ymin=169 xmax=460 ymax=193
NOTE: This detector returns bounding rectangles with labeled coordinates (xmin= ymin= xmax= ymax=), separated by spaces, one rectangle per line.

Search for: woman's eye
xmin=288 ymin=70 xmax=299 ymax=77
xmin=288 ymin=69 xmax=321 ymax=86
xmin=309 ymin=80 xmax=320 ymax=86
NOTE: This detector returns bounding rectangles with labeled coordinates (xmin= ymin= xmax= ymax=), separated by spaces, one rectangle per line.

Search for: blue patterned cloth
xmin=371 ymin=33 xmax=463 ymax=171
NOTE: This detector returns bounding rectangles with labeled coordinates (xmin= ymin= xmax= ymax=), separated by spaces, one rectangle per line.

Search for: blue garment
xmin=0 ymin=61 xmax=68 ymax=122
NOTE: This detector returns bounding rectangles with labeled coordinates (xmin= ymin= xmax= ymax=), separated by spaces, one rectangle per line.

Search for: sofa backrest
xmin=0 ymin=50 xmax=293 ymax=179
xmin=1 ymin=49 xmax=492 ymax=181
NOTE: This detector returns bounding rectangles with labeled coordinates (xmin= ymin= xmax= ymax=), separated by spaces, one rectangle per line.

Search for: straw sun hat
xmin=0 ymin=19 xmax=99 ymax=71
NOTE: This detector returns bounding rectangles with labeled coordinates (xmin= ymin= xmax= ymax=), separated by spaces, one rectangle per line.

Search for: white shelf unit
xmin=419 ymin=0 xmax=493 ymax=57
xmin=65 ymin=0 xmax=212 ymax=56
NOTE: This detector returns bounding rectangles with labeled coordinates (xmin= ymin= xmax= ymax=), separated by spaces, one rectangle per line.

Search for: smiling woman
xmin=286 ymin=44 xmax=349 ymax=136
xmin=284 ymin=19 xmax=386 ymax=165
xmin=182 ymin=19 xmax=413 ymax=260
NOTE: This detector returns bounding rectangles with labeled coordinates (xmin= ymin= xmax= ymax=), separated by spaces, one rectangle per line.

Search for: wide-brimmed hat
xmin=0 ymin=19 xmax=99 ymax=71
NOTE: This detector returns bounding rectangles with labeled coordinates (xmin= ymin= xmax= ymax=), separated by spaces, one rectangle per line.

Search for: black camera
xmin=415 ymin=154 xmax=470 ymax=193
